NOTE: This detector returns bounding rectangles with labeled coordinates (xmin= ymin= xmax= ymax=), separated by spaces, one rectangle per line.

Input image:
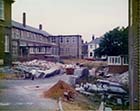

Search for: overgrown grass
xmin=0 ymin=73 xmax=18 ymax=80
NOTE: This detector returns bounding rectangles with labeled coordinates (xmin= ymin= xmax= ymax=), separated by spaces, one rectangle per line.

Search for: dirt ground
xmin=63 ymin=59 xmax=107 ymax=69
xmin=62 ymin=94 xmax=98 ymax=111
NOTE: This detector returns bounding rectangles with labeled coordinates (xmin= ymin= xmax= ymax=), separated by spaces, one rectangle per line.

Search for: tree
xmin=94 ymin=27 xmax=128 ymax=57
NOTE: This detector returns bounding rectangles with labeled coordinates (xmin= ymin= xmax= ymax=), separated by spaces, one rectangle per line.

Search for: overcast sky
xmin=12 ymin=0 xmax=128 ymax=42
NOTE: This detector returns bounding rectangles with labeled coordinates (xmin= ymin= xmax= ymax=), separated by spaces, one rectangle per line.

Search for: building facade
xmin=87 ymin=36 xmax=101 ymax=59
xmin=48 ymin=35 xmax=82 ymax=59
xmin=0 ymin=0 xmax=14 ymax=65
xmin=82 ymin=41 xmax=88 ymax=58
xmin=129 ymin=0 xmax=140 ymax=110
xmin=12 ymin=13 xmax=58 ymax=61
xmin=107 ymin=56 xmax=128 ymax=74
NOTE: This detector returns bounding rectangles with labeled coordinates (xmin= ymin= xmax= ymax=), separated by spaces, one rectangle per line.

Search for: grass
xmin=0 ymin=73 xmax=18 ymax=80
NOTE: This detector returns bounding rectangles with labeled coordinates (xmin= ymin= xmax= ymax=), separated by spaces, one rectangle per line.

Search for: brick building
xmin=129 ymin=0 xmax=140 ymax=109
xmin=12 ymin=13 xmax=58 ymax=61
xmin=0 ymin=0 xmax=14 ymax=65
xmin=48 ymin=35 xmax=82 ymax=59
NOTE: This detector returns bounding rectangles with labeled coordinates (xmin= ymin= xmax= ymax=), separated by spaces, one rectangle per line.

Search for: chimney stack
xmin=23 ymin=12 xmax=26 ymax=27
xmin=92 ymin=35 xmax=95 ymax=41
xmin=39 ymin=24 xmax=42 ymax=30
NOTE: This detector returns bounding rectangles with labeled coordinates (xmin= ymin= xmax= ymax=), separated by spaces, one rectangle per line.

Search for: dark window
xmin=73 ymin=38 xmax=75 ymax=42
xmin=39 ymin=47 xmax=41 ymax=52
xmin=60 ymin=48 xmax=63 ymax=51
xmin=66 ymin=38 xmax=69 ymax=42
xmin=90 ymin=52 xmax=92 ymax=57
xmin=52 ymin=37 xmax=56 ymax=43
xmin=60 ymin=37 xmax=63 ymax=43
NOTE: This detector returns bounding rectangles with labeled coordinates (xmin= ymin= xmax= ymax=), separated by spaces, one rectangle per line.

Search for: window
xmin=90 ymin=52 xmax=93 ymax=57
xmin=39 ymin=47 xmax=41 ymax=52
xmin=60 ymin=48 xmax=63 ymax=51
xmin=66 ymin=38 xmax=69 ymax=43
xmin=123 ymin=56 xmax=128 ymax=65
xmin=108 ymin=56 xmax=121 ymax=65
xmin=73 ymin=38 xmax=75 ymax=42
xmin=21 ymin=31 xmax=24 ymax=38
xmin=90 ymin=45 xmax=92 ymax=48
xmin=14 ymin=29 xmax=20 ymax=39
xmin=5 ymin=35 xmax=9 ymax=52
xmin=52 ymin=37 xmax=56 ymax=43
xmin=29 ymin=48 xmax=34 ymax=54
xmin=112 ymin=58 xmax=115 ymax=63
xmin=60 ymin=37 xmax=63 ymax=43
xmin=12 ymin=41 xmax=18 ymax=56
xmin=0 ymin=0 xmax=4 ymax=20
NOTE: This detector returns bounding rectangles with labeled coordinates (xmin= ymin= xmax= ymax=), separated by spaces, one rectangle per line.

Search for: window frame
xmin=4 ymin=34 xmax=10 ymax=53
xmin=0 ymin=0 xmax=4 ymax=20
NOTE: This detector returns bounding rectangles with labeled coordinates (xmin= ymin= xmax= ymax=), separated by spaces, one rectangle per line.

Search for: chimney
xmin=23 ymin=12 xmax=26 ymax=27
xmin=92 ymin=35 xmax=95 ymax=41
xmin=39 ymin=24 xmax=42 ymax=30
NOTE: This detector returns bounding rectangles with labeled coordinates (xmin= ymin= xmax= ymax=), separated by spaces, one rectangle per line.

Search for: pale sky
xmin=12 ymin=0 xmax=128 ymax=42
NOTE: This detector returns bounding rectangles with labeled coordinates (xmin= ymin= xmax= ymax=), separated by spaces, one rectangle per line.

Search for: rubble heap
xmin=117 ymin=71 xmax=128 ymax=85
xmin=43 ymin=80 xmax=77 ymax=99
xmin=108 ymin=71 xmax=128 ymax=85
xmin=20 ymin=59 xmax=64 ymax=69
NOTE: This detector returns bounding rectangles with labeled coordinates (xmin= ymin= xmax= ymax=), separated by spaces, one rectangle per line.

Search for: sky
xmin=12 ymin=0 xmax=128 ymax=42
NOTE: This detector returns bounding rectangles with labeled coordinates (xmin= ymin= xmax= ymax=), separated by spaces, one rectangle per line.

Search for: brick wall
xmin=0 ymin=0 xmax=13 ymax=66
xmin=129 ymin=0 xmax=140 ymax=109
xmin=48 ymin=35 xmax=82 ymax=59
xmin=108 ymin=65 xmax=128 ymax=74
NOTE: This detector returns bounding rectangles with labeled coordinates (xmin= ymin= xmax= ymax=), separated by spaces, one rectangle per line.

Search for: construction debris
xmin=43 ymin=80 xmax=77 ymax=100
xmin=13 ymin=60 xmax=66 ymax=79
xmin=107 ymin=71 xmax=128 ymax=85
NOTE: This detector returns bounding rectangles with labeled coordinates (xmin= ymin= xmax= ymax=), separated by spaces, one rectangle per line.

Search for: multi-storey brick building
xmin=0 ymin=0 xmax=14 ymax=65
xmin=12 ymin=13 xmax=58 ymax=61
xmin=48 ymin=35 xmax=82 ymax=59
xmin=129 ymin=0 xmax=140 ymax=110
xmin=11 ymin=13 xmax=82 ymax=61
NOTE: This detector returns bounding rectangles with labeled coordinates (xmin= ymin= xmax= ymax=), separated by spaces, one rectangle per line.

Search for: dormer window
xmin=0 ymin=0 xmax=4 ymax=20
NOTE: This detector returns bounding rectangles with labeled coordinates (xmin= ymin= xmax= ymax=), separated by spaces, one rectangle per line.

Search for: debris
xmin=43 ymin=80 xmax=77 ymax=100
xmin=107 ymin=71 xmax=128 ymax=85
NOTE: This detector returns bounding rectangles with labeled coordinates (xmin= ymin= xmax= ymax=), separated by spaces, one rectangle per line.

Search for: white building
xmin=87 ymin=37 xmax=101 ymax=59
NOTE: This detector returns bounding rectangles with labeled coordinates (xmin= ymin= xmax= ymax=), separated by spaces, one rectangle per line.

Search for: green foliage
xmin=95 ymin=27 xmax=128 ymax=57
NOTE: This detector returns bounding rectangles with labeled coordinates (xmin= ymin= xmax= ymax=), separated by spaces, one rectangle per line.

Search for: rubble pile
xmin=107 ymin=71 xmax=128 ymax=85
xmin=20 ymin=59 xmax=64 ymax=69
xmin=43 ymin=80 xmax=77 ymax=99
xmin=117 ymin=71 xmax=128 ymax=85
xmin=75 ymin=79 xmax=127 ymax=96
xmin=13 ymin=60 xmax=67 ymax=79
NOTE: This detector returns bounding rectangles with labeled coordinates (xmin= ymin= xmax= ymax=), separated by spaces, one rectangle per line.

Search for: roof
xmin=48 ymin=35 xmax=82 ymax=37
xmin=88 ymin=38 xmax=102 ymax=45
xmin=12 ymin=20 xmax=51 ymax=37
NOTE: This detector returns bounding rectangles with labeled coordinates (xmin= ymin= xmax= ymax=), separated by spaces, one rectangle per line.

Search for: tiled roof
xmin=88 ymin=38 xmax=102 ymax=44
xmin=12 ymin=20 xmax=51 ymax=37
